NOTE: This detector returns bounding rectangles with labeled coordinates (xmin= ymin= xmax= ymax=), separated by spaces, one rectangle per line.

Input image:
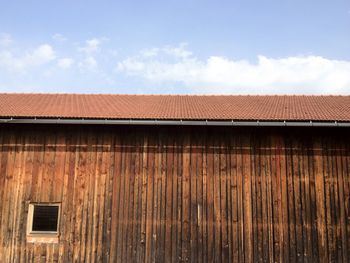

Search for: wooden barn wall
xmin=0 ymin=125 xmax=349 ymax=263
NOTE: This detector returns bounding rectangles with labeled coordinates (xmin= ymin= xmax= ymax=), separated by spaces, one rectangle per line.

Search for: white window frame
xmin=27 ymin=203 xmax=61 ymax=238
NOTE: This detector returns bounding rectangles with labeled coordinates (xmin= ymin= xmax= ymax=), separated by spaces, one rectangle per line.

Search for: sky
xmin=0 ymin=0 xmax=349 ymax=94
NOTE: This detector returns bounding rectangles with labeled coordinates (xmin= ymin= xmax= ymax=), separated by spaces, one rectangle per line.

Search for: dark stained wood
xmin=0 ymin=124 xmax=350 ymax=262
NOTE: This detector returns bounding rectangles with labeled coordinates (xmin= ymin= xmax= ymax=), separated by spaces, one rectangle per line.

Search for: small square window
xmin=27 ymin=203 xmax=60 ymax=243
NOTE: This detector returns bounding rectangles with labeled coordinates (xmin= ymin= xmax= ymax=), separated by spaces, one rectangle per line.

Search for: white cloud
xmin=25 ymin=44 xmax=56 ymax=66
xmin=78 ymin=37 xmax=108 ymax=54
xmin=163 ymin=43 xmax=192 ymax=59
xmin=138 ymin=43 xmax=191 ymax=59
xmin=79 ymin=38 xmax=100 ymax=54
xmin=2 ymin=39 xmax=349 ymax=95
xmin=117 ymin=44 xmax=350 ymax=94
xmin=0 ymin=33 xmax=13 ymax=46
xmin=52 ymin=33 xmax=67 ymax=42
xmin=76 ymin=37 xmax=109 ymax=71
xmin=0 ymin=51 xmax=24 ymax=70
xmin=79 ymin=56 xmax=97 ymax=71
xmin=140 ymin=48 xmax=159 ymax=58
xmin=57 ymin=58 xmax=74 ymax=69
xmin=0 ymin=44 xmax=56 ymax=71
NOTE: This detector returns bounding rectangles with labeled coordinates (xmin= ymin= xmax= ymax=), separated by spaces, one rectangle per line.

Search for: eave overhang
xmin=1 ymin=118 xmax=350 ymax=127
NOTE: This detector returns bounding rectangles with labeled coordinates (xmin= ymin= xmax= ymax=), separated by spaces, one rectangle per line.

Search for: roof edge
xmin=1 ymin=118 xmax=350 ymax=127
xmin=1 ymin=92 xmax=350 ymax=97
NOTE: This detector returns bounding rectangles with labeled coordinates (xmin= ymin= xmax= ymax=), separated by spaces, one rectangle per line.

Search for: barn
xmin=0 ymin=93 xmax=350 ymax=263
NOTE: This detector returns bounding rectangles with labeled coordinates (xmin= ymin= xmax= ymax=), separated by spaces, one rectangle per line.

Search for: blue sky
xmin=0 ymin=0 xmax=349 ymax=94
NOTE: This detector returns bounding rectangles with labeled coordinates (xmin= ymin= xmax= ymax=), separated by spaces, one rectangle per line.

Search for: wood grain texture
xmin=0 ymin=124 xmax=349 ymax=262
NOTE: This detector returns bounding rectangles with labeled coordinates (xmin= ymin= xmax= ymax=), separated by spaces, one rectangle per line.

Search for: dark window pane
xmin=32 ymin=206 xmax=59 ymax=232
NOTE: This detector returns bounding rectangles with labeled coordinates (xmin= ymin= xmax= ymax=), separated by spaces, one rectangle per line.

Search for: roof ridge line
xmin=0 ymin=92 xmax=349 ymax=97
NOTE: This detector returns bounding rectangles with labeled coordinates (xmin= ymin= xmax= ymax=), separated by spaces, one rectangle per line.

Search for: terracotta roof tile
xmin=0 ymin=93 xmax=350 ymax=121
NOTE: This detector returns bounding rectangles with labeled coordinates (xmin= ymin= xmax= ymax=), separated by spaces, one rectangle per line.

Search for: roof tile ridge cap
xmin=0 ymin=92 xmax=349 ymax=98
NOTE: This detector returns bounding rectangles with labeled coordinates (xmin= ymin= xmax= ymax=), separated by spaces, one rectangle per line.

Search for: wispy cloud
xmin=1 ymin=37 xmax=350 ymax=94
xmin=117 ymin=44 xmax=350 ymax=94
xmin=78 ymin=37 xmax=108 ymax=55
xmin=52 ymin=33 xmax=67 ymax=42
xmin=0 ymin=44 xmax=55 ymax=72
xmin=79 ymin=56 xmax=98 ymax=71
xmin=57 ymin=57 xmax=74 ymax=69
xmin=25 ymin=44 xmax=56 ymax=66
xmin=76 ymin=37 xmax=109 ymax=72
xmin=0 ymin=33 xmax=13 ymax=46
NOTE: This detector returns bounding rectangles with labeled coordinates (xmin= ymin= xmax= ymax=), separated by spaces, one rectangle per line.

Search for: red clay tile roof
xmin=0 ymin=93 xmax=350 ymax=121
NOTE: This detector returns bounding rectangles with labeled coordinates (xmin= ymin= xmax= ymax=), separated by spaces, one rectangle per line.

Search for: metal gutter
xmin=1 ymin=118 xmax=350 ymax=127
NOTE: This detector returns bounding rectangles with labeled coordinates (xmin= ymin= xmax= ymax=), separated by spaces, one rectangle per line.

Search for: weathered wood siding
xmin=0 ymin=125 xmax=349 ymax=262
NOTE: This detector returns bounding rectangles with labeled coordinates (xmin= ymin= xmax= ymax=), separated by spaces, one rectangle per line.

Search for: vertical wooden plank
xmin=91 ymin=132 xmax=105 ymax=263
xmin=301 ymin=138 xmax=313 ymax=263
xmin=213 ymin=136 xmax=222 ymax=262
xmin=220 ymin=136 xmax=229 ymax=262
xmin=159 ymin=132 xmax=167 ymax=263
xmin=124 ymin=131 xmax=135 ymax=263
xmin=81 ymin=130 xmax=97 ymax=263
xmin=313 ymin=138 xmax=329 ymax=262
xmin=236 ymin=134 xmax=245 ymax=263
xmin=0 ymin=129 xmax=7 ymax=260
xmin=110 ymin=132 xmax=122 ymax=262
xmin=206 ymin=133 xmax=215 ymax=263
xmin=2 ymin=132 xmax=18 ymax=263
xmin=0 ymin=129 xmax=4 ymax=259
xmin=151 ymin=133 xmax=161 ymax=263
xmin=260 ymin=135 xmax=270 ymax=263
xmin=196 ymin=135 xmax=204 ymax=263
xmin=47 ymin=132 xmax=58 ymax=203
xmin=79 ymin=130 xmax=93 ymax=262
xmin=330 ymin=138 xmax=342 ymax=262
xmin=73 ymin=131 xmax=86 ymax=262
xmin=52 ymin=131 xmax=66 ymax=202
xmin=201 ymin=134 xmax=208 ymax=263
xmin=67 ymin=130 xmax=80 ymax=262
xmin=138 ymin=133 xmax=148 ymax=263
xmin=135 ymin=133 xmax=145 ymax=262
xmin=286 ymin=138 xmax=297 ymax=263
xmin=292 ymin=137 xmax=304 ymax=263
xmin=279 ymin=136 xmax=290 ymax=263
xmin=145 ymin=133 xmax=155 ymax=262
xmin=165 ymin=133 xmax=174 ymax=262
xmin=307 ymin=138 xmax=320 ymax=261
xmin=114 ymin=133 xmax=127 ymax=263
xmin=251 ymin=136 xmax=259 ymax=263
xmin=181 ymin=132 xmax=191 ymax=262
xmin=190 ymin=133 xmax=198 ymax=263
xmin=226 ymin=132 xmax=233 ymax=263
xmin=343 ymin=138 xmax=350 ymax=262
xmin=338 ymin=140 xmax=349 ymax=263
xmin=324 ymin=139 xmax=334 ymax=262
xmin=229 ymin=134 xmax=239 ymax=263
xmin=270 ymin=135 xmax=280 ymax=263
xmin=131 ymin=132 xmax=142 ymax=262
xmin=41 ymin=132 xmax=57 ymax=203
xmin=242 ymin=134 xmax=253 ymax=263
xmin=323 ymin=138 xmax=335 ymax=262
xmin=11 ymin=131 xmax=26 ymax=263
xmin=153 ymin=132 xmax=163 ymax=263
xmin=97 ymin=133 xmax=109 ymax=262
xmin=171 ymin=133 xmax=180 ymax=263
xmin=102 ymin=132 xmax=114 ymax=262
xmin=57 ymin=128 xmax=73 ymax=262
xmin=265 ymin=135 xmax=275 ymax=263
xmin=19 ymin=131 xmax=36 ymax=262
